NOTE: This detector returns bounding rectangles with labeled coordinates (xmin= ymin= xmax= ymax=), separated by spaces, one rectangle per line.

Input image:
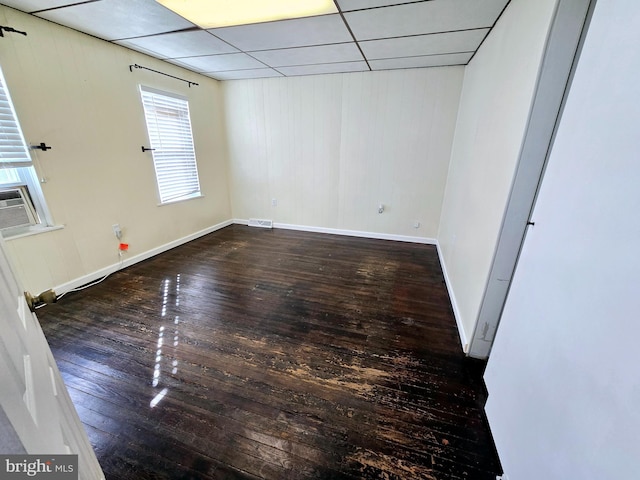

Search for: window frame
xmin=0 ymin=66 xmax=54 ymax=237
xmin=139 ymin=86 xmax=202 ymax=206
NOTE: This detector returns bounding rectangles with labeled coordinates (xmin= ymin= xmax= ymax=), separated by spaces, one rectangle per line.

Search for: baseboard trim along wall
xmin=234 ymin=219 xmax=437 ymax=245
xmin=53 ymin=219 xmax=233 ymax=295
xmin=436 ymin=242 xmax=469 ymax=353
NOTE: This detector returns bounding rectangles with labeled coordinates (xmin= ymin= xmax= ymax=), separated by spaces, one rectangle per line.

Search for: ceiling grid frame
xmin=0 ymin=0 xmax=512 ymax=80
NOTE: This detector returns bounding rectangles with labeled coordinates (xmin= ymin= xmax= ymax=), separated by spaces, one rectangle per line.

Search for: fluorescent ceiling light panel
xmin=156 ymin=0 xmax=338 ymax=28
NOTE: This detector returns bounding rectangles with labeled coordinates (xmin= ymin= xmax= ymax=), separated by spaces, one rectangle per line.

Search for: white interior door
xmin=0 ymin=235 xmax=104 ymax=479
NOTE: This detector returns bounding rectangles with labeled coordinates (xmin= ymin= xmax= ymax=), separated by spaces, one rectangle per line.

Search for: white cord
xmin=56 ymin=273 xmax=111 ymax=300
xmin=56 ymin=250 xmax=125 ymax=300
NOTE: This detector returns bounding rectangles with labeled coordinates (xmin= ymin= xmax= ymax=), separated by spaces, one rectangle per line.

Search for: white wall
xmin=223 ymin=68 xmax=463 ymax=239
xmin=0 ymin=6 xmax=231 ymax=293
xmin=437 ymin=0 xmax=558 ymax=343
xmin=484 ymin=0 xmax=640 ymax=478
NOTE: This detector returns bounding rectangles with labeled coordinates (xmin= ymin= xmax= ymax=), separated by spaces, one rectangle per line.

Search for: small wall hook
xmin=31 ymin=142 xmax=51 ymax=151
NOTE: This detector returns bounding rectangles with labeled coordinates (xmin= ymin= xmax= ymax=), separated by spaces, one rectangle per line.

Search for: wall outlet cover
xmin=112 ymin=224 xmax=122 ymax=239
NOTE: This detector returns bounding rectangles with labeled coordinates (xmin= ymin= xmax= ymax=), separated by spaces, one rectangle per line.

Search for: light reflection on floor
xmin=150 ymin=274 xmax=181 ymax=408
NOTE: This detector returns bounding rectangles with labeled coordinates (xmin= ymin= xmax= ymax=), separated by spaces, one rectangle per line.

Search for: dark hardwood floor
xmin=37 ymin=225 xmax=501 ymax=480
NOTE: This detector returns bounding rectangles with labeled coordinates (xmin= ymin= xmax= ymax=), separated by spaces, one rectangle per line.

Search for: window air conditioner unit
xmin=0 ymin=185 xmax=38 ymax=231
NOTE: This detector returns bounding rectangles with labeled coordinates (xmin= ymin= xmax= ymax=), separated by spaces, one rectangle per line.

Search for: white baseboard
xmin=233 ymin=219 xmax=436 ymax=245
xmin=436 ymin=241 xmax=469 ymax=353
xmin=53 ymin=219 xmax=233 ymax=294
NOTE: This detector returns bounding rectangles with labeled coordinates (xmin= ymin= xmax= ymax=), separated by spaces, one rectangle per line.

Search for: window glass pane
xmin=139 ymin=87 xmax=201 ymax=204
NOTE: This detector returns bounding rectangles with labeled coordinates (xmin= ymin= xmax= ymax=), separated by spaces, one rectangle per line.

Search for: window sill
xmin=2 ymin=224 xmax=65 ymax=240
xmin=157 ymin=192 xmax=204 ymax=207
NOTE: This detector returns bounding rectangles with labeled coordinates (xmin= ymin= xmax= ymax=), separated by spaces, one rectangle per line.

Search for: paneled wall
xmin=223 ymin=68 xmax=464 ymax=239
xmin=0 ymin=6 xmax=230 ymax=293
xmin=437 ymin=0 xmax=558 ymax=344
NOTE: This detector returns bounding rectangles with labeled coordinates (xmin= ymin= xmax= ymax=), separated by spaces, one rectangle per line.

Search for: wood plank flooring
xmin=37 ymin=225 xmax=502 ymax=479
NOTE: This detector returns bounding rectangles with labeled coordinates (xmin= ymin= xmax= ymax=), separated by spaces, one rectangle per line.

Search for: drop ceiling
xmin=0 ymin=0 xmax=511 ymax=81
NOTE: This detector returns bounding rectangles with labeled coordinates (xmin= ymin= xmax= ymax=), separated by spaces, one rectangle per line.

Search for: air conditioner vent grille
xmin=0 ymin=186 xmax=38 ymax=230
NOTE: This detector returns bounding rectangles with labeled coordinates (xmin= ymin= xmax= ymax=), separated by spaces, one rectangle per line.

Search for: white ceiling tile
xmin=278 ymin=62 xmax=369 ymax=76
xmin=251 ymin=43 xmax=363 ymax=67
xmin=337 ymin=0 xmax=418 ymax=11
xmin=0 ymin=0 xmax=79 ymax=12
xmin=35 ymin=0 xmax=194 ymax=41
xmin=369 ymin=52 xmax=473 ymax=70
xmin=168 ymin=53 xmax=265 ymax=73
xmin=360 ymin=29 xmax=488 ymax=60
xmin=209 ymin=14 xmax=352 ymax=52
xmin=117 ymin=31 xmax=237 ymax=59
xmin=205 ymin=69 xmax=284 ymax=81
xmin=344 ymin=0 xmax=509 ymax=40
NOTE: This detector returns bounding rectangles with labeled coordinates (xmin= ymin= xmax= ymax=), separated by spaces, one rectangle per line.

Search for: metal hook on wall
xmin=31 ymin=142 xmax=51 ymax=151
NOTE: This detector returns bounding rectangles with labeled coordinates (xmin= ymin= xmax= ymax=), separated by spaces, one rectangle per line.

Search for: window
xmin=139 ymin=86 xmax=201 ymax=204
xmin=0 ymin=67 xmax=52 ymax=235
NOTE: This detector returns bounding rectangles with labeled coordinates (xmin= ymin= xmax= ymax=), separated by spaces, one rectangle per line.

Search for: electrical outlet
xmin=271 ymin=198 xmax=278 ymax=207
xmin=112 ymin=223 xmax=122 ymax=240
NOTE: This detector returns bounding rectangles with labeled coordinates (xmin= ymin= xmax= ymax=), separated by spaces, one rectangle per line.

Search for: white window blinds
xmin=0 ymin=70 xmax=32 ymax=169
xmin=140 ymin=86 xmax=201 ymax=204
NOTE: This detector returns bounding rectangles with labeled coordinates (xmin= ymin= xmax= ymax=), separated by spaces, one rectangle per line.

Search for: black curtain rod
xmin=0 ymin=25 xmax=27 ymax=37
xmin=129 ymin=64 xmax=198 ymax=88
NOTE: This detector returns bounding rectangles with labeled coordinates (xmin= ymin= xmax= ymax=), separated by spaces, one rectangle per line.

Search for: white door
xmin=0 ymin=235 xmax=104 ymax=479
